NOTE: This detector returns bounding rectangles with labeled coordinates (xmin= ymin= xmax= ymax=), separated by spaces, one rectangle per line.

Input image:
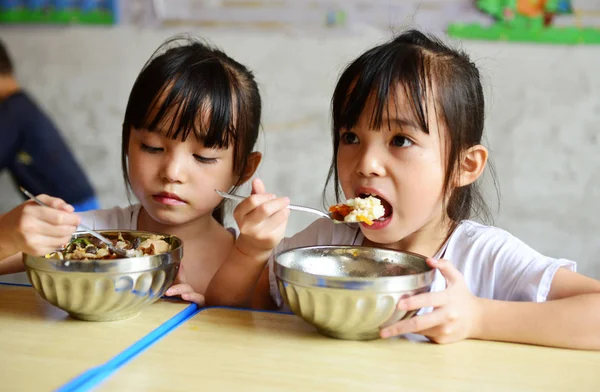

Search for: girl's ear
xmin=456 ymin=144 xmax=488 ymax=187
xmin=238 ymin=152 xmax=262 ymax=185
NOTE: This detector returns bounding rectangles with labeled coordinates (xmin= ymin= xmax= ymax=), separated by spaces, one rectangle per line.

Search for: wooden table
xmin=99 ymin=307 xmax=600 ymax=392
xmin=0 ymin=284 xmax=190 ymax=391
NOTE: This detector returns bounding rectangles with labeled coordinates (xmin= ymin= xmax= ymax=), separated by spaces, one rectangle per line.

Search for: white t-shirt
xmin=78 ymin=204 xmax=141 ymax=230
xmin=78 ymin=203 xmax=237 ymax=238
xmin=74 ymin=204 xmax=238 ymax=292
xmin=268 ymin=218 xmax=576 ymax=310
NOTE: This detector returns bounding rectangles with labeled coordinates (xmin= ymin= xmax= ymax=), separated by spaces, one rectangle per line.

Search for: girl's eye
xmin=391 ymin=135 xmax=413 ymax=148
xmin=141 ymin=143 xmax=163 ymax=153
xmin=340 ymin=132 xmax=359 ymax=145
xmin=193 ymin=155 xmax=218 ymax=164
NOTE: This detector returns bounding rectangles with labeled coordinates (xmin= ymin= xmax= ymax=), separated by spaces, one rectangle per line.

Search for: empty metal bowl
xmin=23 ymin=230 xmax=182 ymax=322
xmin=274 ymin=246 xmax=435 ymax=340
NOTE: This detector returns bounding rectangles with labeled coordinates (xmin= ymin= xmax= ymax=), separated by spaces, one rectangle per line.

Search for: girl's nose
xmin=160 ymin=154 xmax=187 ymax=184
xmin=356 ymin=145 xmax=386 ymax=178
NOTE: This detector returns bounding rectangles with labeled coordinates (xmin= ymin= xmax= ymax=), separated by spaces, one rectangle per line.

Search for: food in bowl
xmin=46 ymin=232 xmax=171 ymax=260
xmin=24 ymin=230 xmax=182 ymax=321
xmin=329 ymin=195 xmax=385 ymax=225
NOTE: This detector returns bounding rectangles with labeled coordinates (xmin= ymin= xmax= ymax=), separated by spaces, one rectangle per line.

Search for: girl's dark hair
xmin=326 ymin=29 xmax=498 ymax=228
xmin=0 ymin=40 xmax=14 ymax=75
xmin=121 ymin=36 xmax=261 ymax=224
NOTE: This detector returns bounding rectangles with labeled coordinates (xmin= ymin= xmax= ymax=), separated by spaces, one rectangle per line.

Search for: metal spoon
xmin=20 ymin=187 xmax=129 ymax=258
xmin=215 ymin=189 xmax=351 ymax=222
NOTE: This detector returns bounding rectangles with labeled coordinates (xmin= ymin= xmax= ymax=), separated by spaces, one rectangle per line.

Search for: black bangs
xmin=332 ymin=41 xmax=432 ymax=135
xmin=123 ymin=43 xmax=237 ymax=149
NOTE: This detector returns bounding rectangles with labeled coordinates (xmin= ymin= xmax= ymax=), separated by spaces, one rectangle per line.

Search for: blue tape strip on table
xmin=0 ymin=281 xmax=32 ymax=287
xmin=54 ymin=305 xmax=293 ymax=391
xmin=55 ymin=303 xmax=200 ymax=392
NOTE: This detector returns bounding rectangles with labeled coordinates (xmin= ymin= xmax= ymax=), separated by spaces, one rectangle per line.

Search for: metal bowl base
xmin=317 ymin=328 xmax=381 ymax=341
xmin=68 ymin=310 xmax=141 ymax=322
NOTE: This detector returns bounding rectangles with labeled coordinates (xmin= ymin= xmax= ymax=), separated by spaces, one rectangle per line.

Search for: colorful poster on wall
xmin=0 ymin=0 xmax=118 ymax=25
xmin=150 ymin=0 xmax=480 ymax=35
xmin=448 ymin=0 xmax=600 ymax=44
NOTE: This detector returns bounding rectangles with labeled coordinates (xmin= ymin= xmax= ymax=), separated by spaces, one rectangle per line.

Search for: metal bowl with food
xmin=274 ymin=245 xmax=435 ymax=341
xmin=23 ymin=230 xmax=182 ymax=322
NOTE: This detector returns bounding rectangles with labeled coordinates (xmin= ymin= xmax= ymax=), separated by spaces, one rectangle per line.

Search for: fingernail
xmin=165 ymin=289 xmax=173 ymax=296
xmin=381 ymin=329 xmax=390 ymax=339
xmin=397 ymin=300 xmax=406 ymax=309
xmin=270 ymin=194 xmax=277 ymax=200
xmin=429 ymin=258 xmax=439 ymax=266
xmin=283 ymin=197 xmax=290 ymax=204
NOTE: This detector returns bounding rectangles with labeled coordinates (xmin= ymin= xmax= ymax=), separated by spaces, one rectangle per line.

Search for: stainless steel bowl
xmin=274 ymin=246 xmax=435 ymax=340
xmin=23 ymin=230 xmax=182 ymax=322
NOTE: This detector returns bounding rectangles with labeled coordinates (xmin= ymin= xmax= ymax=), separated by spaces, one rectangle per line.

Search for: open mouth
xmin=358 ymin=193 xmax=393 ymax=220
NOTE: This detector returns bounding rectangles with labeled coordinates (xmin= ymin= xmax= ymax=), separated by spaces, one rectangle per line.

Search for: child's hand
xmin=0 ymin=195 xmax=80 ymax=257
xmin=165 ymin=264 xmax=205 ymax=306
xmin=233 ymin=178 xmax=290 ymax=260
xmin=379 ymin=258 xmax=482 ymax=344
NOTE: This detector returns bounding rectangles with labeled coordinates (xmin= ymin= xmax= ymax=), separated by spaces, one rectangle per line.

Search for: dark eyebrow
xmin=381 ymin=117 xmax=421 ymax=133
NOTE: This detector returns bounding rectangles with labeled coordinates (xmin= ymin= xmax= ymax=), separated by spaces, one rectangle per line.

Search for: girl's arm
xmin=0 ymin=212 xmax=15 ymax=261
xmin=475 ymin=268 xmax=600 ymax=350
xmin=205 ymin=178 xmax=290 ymax=308
xmin=381 ymin=259 xmax=600 ymax=350
xmin=164 ymin=264 xmax=206 ymax=306
xmin=205 ymin=243 xmax=272 ymax=308
xmin=0 ymin=253 xmax=25 ymax=275
xmin=250 ymin=267 xmax=278 ymax=310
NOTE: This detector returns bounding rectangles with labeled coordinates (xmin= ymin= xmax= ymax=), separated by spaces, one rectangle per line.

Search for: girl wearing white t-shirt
xmin=207 ymin=30 xmax=600 ymax=349
xmin=0 ymin=36 xmax=263 ymax=306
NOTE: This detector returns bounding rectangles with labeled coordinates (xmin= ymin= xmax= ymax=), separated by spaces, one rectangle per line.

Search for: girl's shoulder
xmin=77 ymin=204 xmax=141 ymax=231
xmin=445 ymin=219 xmax=574 ymax=271
xmin=443 ymin=220 xmax=536 ymax=261
xmin=449 ymin=220 xmax=516 ymax=249
xmin=441 ymin=221 xmax=576 ymax=303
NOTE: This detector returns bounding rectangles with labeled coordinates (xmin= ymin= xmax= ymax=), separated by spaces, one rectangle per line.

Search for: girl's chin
xmin=142 ymin=207 xmax=191 ymax=226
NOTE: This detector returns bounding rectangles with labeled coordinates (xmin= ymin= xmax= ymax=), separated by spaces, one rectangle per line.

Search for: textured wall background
xmin=1 ymin=14 xmax=599 ymax=282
